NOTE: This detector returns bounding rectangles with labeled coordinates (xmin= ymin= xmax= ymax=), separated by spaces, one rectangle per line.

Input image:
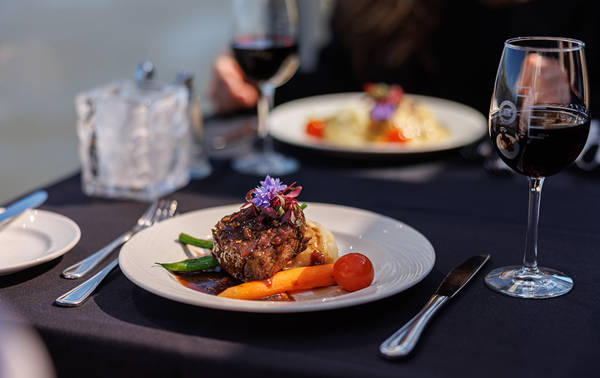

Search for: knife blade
xmin=435 ymin=254 xmax=490 ymax=298
xmin=379 ymin=254 xmax=490 ymax=358
xmin=0 ymin=190 xmax=48 ymax=224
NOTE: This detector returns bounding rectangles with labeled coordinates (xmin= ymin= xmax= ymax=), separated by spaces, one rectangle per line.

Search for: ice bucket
xmin=76 ymin=63 xmax=190 ymax=201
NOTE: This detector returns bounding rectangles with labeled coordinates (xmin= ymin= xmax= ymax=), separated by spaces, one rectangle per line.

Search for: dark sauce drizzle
xmin=174 ymin=270 xmax=239 ymax=296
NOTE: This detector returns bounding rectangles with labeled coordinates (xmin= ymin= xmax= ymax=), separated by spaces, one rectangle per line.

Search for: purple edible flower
xmin=251 ymin=175 xmax=287 ymax=208
xmin=371 ymin=102 xmax=396 ymax=121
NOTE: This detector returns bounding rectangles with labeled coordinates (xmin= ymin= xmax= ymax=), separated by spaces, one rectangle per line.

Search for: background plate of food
xmin=120 ymin=199 xmax=435 ymax=313
xmin=268 ymin=85 xmax=487 ymax=156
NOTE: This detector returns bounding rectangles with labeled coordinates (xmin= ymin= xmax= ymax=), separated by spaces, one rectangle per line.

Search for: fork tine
xmin=150 ymin=199 xmax=167 ymax=224
xmin=166 ymin=200 xmax=177 ymax=218
xmin=157 ymin=200 xmax=177 ymax=222
xmin=139 ymin=200 xmax=159 ymax=227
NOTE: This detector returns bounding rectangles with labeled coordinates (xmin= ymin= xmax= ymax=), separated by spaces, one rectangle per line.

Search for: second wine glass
xmin=486 ymin=36 xmax=590 ymax=299
xmin=230 ymin=0 xmax=300 ymax=176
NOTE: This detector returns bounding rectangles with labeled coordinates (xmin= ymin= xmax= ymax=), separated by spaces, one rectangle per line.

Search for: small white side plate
xmin=0 ymin=209 xmax=81 ymax=276
xmin=120 ymin=203 xmax=435 ymax=313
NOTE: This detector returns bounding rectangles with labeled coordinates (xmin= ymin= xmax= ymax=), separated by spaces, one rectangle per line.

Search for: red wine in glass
xmin=229 ymin=0 xmax=300 ymax=176
xmin=232 ymin=35 xmax=298 ymax=84
xmin=490 ymin=106 xmax=590 ymax=177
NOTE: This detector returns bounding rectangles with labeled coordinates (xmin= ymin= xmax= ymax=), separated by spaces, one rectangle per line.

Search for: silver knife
xmin=0 ymin=190 xmax=48 ymax=224
xmin=379 ymin=254 xmax=490 ymax=358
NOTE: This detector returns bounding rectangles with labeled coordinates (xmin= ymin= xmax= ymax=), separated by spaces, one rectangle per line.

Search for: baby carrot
xmin=218 ymin=264 xmax=336 ymax=300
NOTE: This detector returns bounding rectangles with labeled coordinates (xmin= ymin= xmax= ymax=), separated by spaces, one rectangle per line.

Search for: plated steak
xmin=212 ymin=207 xmax=307 ymax=281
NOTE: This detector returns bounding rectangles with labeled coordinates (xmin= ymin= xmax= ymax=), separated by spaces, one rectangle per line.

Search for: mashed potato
xmin=322 ymin=106 xmax=371 ymax=146
xmin=287 ymin=220 xmax=338 ymax=268
xmin=385 ymin=97 xmax=449 ymax=146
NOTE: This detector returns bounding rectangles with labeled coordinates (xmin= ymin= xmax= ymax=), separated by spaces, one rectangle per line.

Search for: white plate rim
xmin=119 ymin=203 xmax=436 ymax=313
xmin=0 ymin=209 xmax=81 ymax=275
xmin=268 ymin=92 xmax=487 ymax=155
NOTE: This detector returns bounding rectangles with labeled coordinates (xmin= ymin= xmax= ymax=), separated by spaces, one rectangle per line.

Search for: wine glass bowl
xmin=485 ymin=37 xmax=590 ymax=299
xmin=230 ymin=0 xmax=300 ymax=176
xmin=232 ymin=35 xmax=299 ymax=88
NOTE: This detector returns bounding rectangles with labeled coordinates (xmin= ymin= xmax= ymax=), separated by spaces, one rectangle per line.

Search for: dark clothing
xmin=278 ymin=0 xmax=600 ymax=116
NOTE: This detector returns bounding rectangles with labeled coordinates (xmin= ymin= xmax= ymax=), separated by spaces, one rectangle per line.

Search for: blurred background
xmin=0 ymin=0 xmax=333 ymax=203
xmin=2 ymin=0 xmax=597 ymax=203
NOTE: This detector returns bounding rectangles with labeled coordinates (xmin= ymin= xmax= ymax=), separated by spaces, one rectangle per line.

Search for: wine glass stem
xmin=523 ymin=176 xmax=545 ymax=272
xmin=257 ymin=82 xmax=275 ymax=154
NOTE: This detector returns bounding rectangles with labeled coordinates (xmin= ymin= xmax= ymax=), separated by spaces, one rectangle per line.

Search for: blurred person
xmin=0 ymin=305 xmax=55 ymax=378
xmin=210 ymin=0 xmax=599 ymax=116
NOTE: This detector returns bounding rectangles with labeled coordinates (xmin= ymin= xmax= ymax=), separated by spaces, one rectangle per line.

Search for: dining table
xmin=1 ymin=114 xmax=599 ymax=378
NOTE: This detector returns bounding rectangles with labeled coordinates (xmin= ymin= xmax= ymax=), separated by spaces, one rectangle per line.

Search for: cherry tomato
xmin=333 ymin=253 xmax=374 ymax=292
xmin=384 ymin=129 xmax=408 ymax=143
xmin=306 ymin=120 xmax=325 ymax=138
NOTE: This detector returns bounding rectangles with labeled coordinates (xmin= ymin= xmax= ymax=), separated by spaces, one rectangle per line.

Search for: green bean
xmin=178 ymin=233 xmax=214 ymax=249
xmin=157 ymin=256 xmax=219 ymax=272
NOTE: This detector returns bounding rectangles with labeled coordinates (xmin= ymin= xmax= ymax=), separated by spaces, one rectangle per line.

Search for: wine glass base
xmin=485 ymin=265 xmax=573 ymax=299
xmin=232 ymin=152 xmax=299 ymax=176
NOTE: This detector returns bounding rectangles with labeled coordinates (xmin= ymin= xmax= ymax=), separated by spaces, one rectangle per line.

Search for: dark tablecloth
xmin=1 ymin=119 xmax=599 ymax=378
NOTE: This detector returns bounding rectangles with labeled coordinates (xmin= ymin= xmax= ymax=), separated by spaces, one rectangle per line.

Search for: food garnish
xmin=364 ymin=83 xmax=404 ymax=122
xmin=237 ymin=175 xmax=306 ymax=227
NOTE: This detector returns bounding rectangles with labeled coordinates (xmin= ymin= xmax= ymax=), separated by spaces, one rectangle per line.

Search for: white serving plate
xmin=268 ymin=92 xmax=487 ymax=155
xmin=120 ymin=203 xmax=435 ymax=313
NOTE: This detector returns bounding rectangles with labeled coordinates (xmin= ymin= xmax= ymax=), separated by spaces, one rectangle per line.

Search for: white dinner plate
xmin=119 ymin=203 xmax=435 ymax=313
xmin=268 ymin=92 xmax=487 ymax=155
xmin=0 ymin=209 xmax=81 ymax=275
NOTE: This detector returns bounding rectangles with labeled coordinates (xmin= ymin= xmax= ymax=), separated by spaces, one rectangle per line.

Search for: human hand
xmin=209 ymin=54 xmax=258 ymax=114
xmin=517 ymin=53 xmax=571 ymax=105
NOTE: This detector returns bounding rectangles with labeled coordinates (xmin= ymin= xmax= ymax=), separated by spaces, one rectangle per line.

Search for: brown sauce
xmin=174 ymin=271 xmax=240 ymax=295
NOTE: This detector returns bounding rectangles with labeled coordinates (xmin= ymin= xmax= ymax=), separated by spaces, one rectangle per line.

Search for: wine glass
xmin=486 ymin=37 xmax=590 ymax=298
xmin=230 ymin=0 xmax=300 ymax=176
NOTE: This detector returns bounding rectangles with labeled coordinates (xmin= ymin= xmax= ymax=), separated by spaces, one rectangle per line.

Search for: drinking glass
xmin=230 ymin=0 xmax=300 ymax=176
xmin=486 ymin=37 xmax=590 ymax=298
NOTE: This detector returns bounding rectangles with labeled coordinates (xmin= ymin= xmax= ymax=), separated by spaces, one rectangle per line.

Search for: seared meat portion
xmin=212 ymin=207 xmax=307 ymax=281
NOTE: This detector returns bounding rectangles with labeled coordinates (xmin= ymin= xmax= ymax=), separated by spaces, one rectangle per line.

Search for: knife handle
xmin=379 ymin=294 xmax=449 ymax=358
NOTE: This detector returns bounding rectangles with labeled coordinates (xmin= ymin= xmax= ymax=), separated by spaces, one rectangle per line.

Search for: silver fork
xmin=54 ymin=199 xmax=177 ymax=307
xmin=62 ymin=201 xmax=160 ymax=279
